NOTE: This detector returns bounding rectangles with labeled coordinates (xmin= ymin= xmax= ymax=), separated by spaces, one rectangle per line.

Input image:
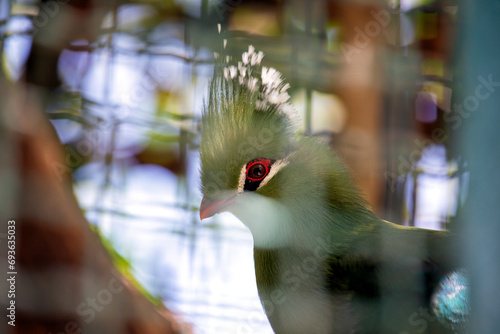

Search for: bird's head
xmin=199 ymin=46 xmax=367 ymax=248
xmin=199 ymin=46 xmax=303 ymax=243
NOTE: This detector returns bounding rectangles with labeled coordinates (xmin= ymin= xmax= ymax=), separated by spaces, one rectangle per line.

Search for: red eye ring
xmin=246 ymin=158 xmax=273 ymax=181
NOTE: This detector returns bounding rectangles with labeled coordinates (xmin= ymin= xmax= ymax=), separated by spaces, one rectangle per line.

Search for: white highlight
xmin=242 ymin=52 xmax=249 ymax=65
xmin=224 ymin=66 xmax=237 ymax=80
xmin=241 ymin=45 xmax=263 ymax=67
xmin=266 ymin=89 xmax=290 ymax=105
xmin=238 ymin=62 xmax=247 ymax=77
xmin=221 ymin=45 xmax=300 ymax=128
xmin=278 ymin=103 xmax=300 ymax=127
xmin=258 ymin=159 xmax=288 ymax=189
xmin=247 ymin=77 xmax=258 ymax=91
xmin=237 ymin=164 xmax=247 ymax=193
xmin=261 ymin=67 xmax=283 ymax=88
xmin=229 ymin=66 xmax=237 ymax=79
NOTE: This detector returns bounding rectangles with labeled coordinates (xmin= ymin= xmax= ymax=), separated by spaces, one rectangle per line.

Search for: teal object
xmin=431 ymin=270 xmax=470 ymax=329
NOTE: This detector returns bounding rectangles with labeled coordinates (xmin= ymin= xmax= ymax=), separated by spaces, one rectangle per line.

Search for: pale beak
xmin=199 ymin=195 xmax=236 ymax=220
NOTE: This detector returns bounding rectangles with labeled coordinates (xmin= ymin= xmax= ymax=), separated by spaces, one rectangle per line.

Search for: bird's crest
xmin=200 ymin=46 xmax=298 ymax=194
xmin=218 ymin=45 xmax=299 ymax=127
xmin=204 ymin=45 xmax=299 ymax=130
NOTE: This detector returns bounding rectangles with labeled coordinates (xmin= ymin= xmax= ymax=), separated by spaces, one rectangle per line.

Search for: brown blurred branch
xmin=0 ymin=81 xmax=190 ymax=333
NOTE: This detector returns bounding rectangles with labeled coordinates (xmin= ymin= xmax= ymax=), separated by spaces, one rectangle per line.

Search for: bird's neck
xmin=284 ymin=197 xmax=382 ymax=256
xmin=253 ymin=245 xmax=343 ymax=333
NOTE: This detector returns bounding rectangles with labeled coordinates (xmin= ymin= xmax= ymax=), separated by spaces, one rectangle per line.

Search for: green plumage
xmin=199 ymin=47 xmax=467 ymax=333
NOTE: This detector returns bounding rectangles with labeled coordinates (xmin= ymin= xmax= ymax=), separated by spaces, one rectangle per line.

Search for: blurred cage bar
xmin=0 ymin=0 xmax=490 ymax=333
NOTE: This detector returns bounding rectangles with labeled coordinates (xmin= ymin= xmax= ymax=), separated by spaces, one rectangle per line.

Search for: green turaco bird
xmin=199 ymin=46 xmax=469 ymax=334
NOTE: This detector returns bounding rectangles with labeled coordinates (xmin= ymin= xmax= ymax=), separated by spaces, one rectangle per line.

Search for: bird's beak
xmin=199 ymin=195 xmax=236 ymax=220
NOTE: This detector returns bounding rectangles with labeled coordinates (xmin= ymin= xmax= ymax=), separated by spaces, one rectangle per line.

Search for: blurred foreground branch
xmin=0 ymin=81 xmax=190 ymax=334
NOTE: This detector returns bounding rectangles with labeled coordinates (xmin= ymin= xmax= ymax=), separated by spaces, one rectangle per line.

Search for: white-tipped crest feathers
xmin=222 ymin=45 xmax=299 ymax=128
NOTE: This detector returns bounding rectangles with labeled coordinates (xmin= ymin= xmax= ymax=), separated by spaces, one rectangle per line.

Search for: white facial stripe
xmin=257 ymin=159 xmax=288 ymax=190
xmin=237 ymin=163 xmax=247 ymax=193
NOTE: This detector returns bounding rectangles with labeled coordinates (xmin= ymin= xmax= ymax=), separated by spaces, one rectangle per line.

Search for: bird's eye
xmin=240 ymin=157 xmax=281 ymax=192
xmin=248 ymin=163 xmax=266 ymax=180
xmin=246 ymin=158 xmax=272 ymax=181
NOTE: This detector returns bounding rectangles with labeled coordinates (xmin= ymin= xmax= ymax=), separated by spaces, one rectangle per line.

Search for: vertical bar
xmin=95 ymin=0 xmax=118 ymax=231
xmin=304 ymin=0 xmax=313 ymax=135
xmin=455 ymin=0 xmax=500 ymax=333
xmin=384 ymin=2 xmax=402 ymax=222
xmin=305 ymin=87 xmax=312 ymax=135
xmin=0 ymin=0 xmax=11 ymax=75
